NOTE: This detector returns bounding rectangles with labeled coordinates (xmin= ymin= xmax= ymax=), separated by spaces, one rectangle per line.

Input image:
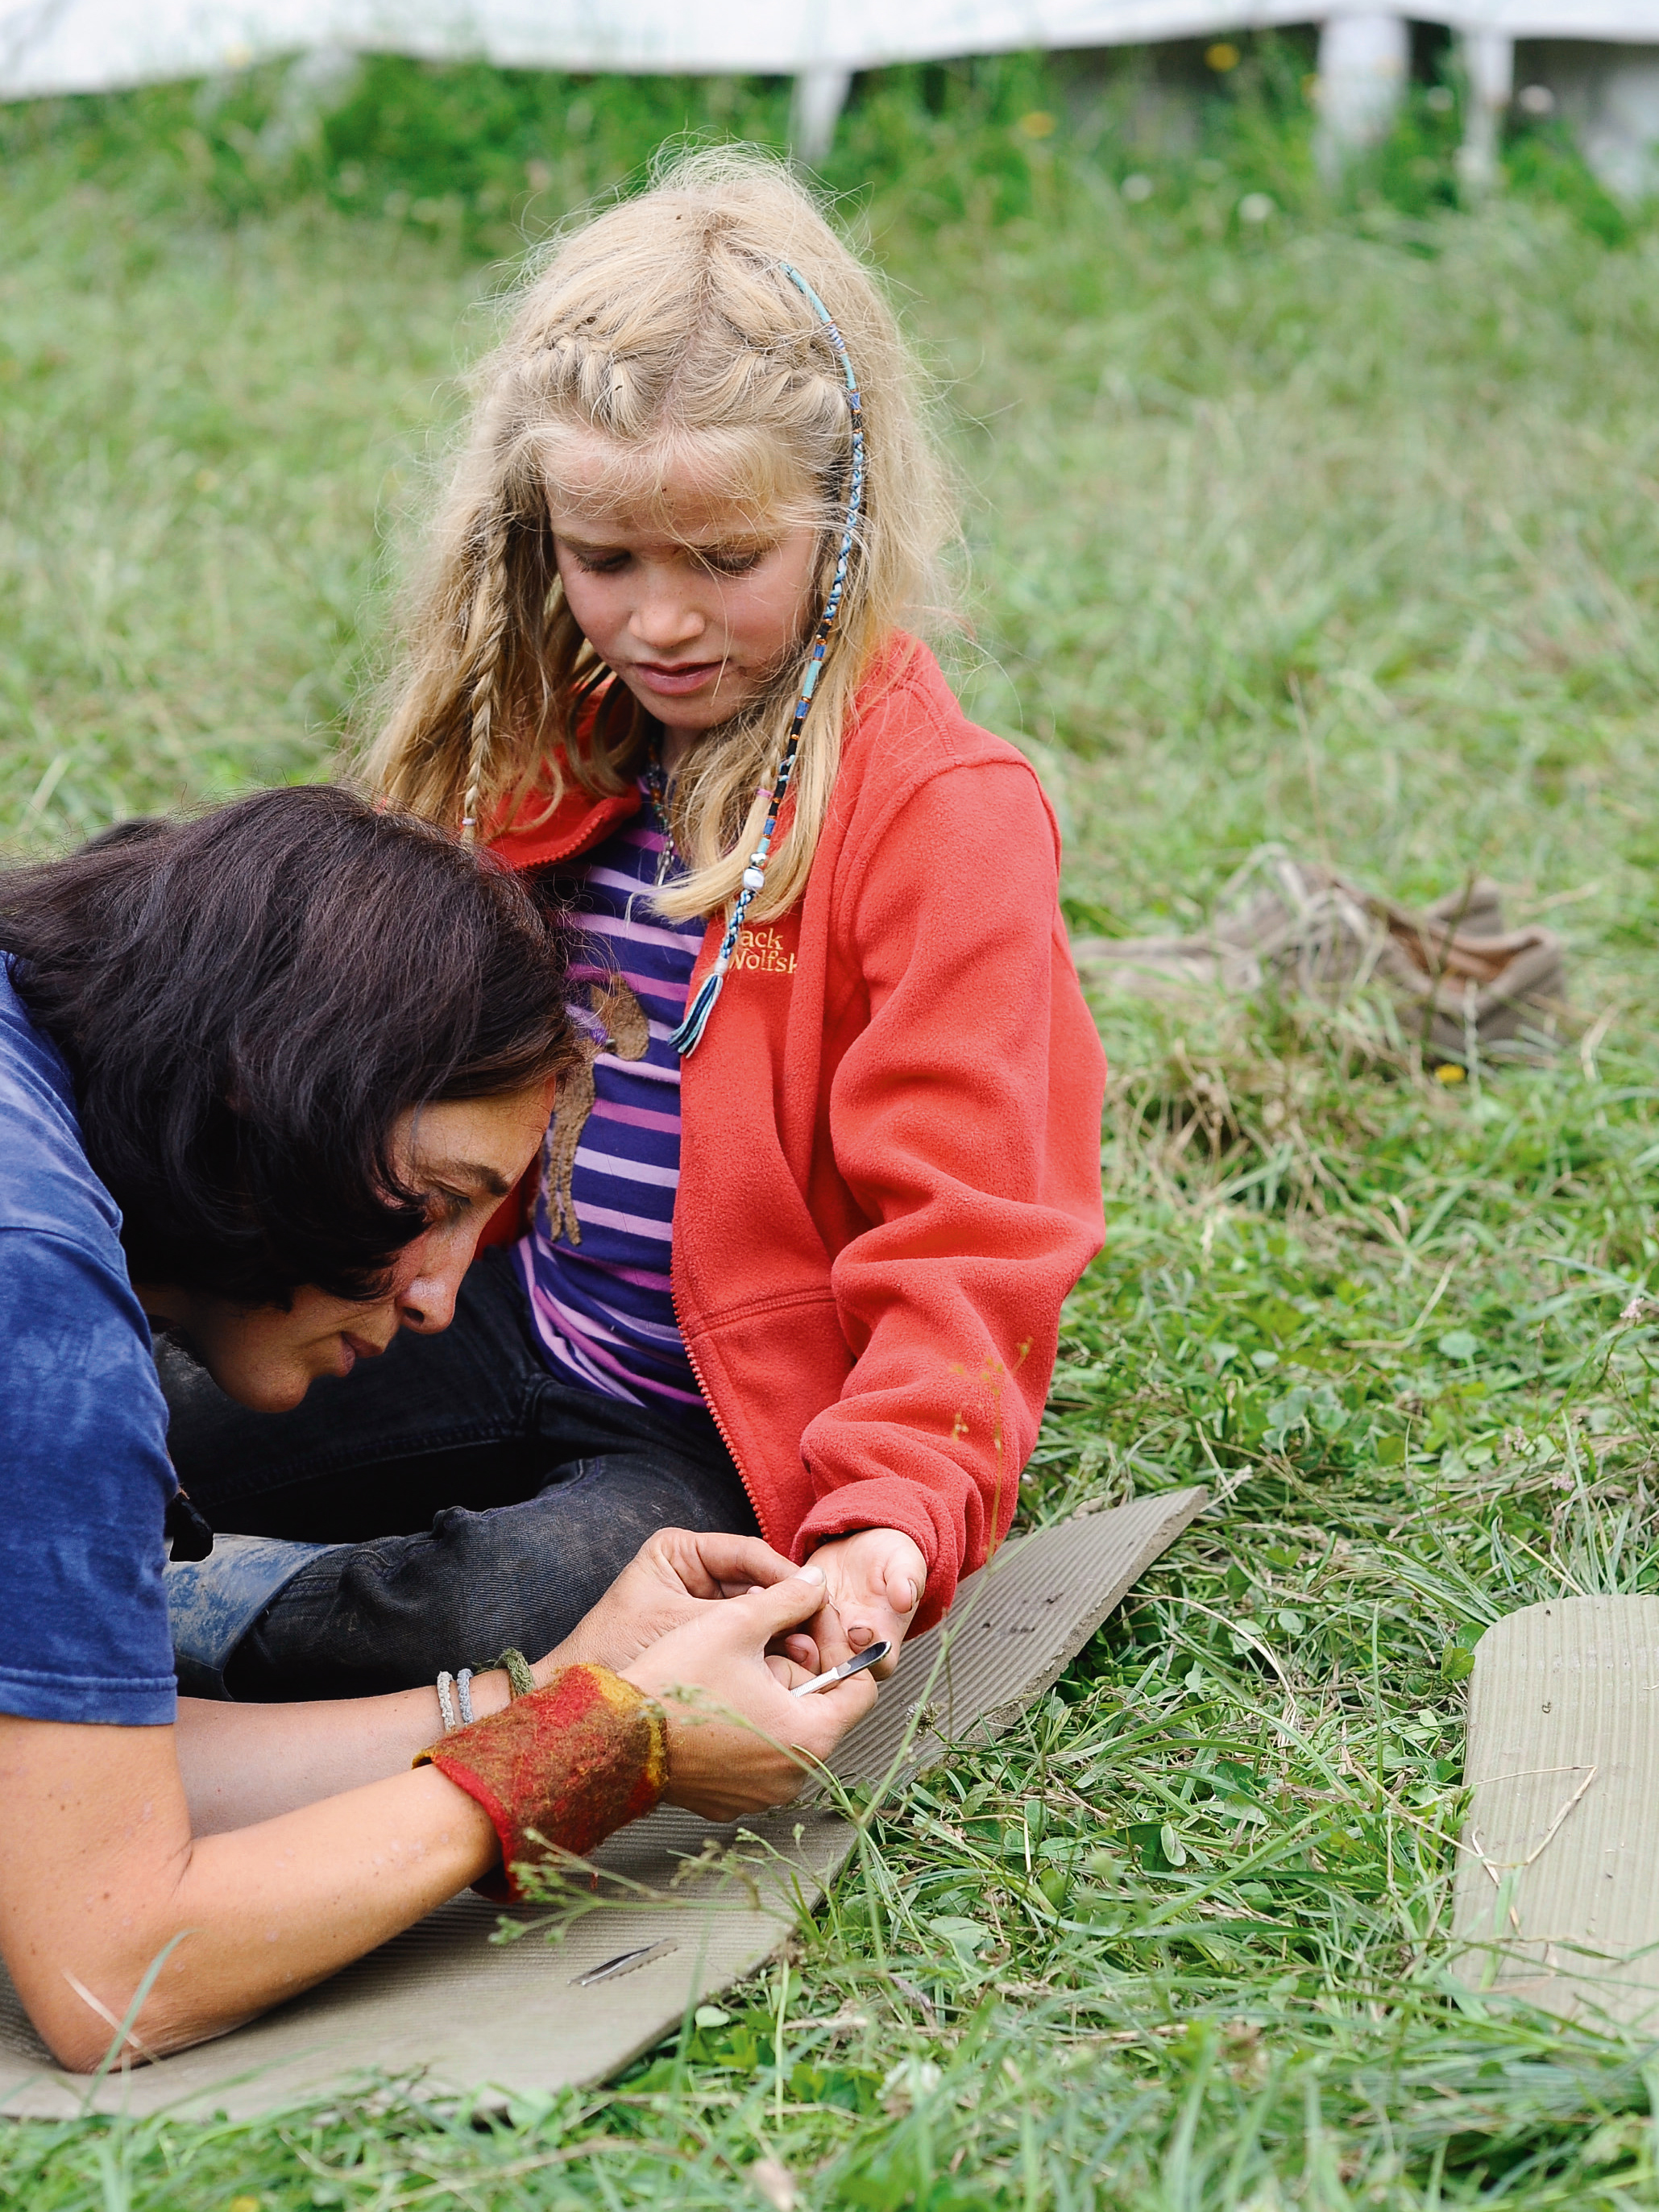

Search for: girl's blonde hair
xmin=365 ymin=145 xmax=956 ymax=924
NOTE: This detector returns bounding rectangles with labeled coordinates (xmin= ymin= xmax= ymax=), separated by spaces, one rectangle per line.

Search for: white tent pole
xmin=1458 ymin=30 xmax=1514 ymax=192
xmin=1314 ymin=12 xmax=1410 ymax=180
xmin=790 ymin=66 xmax=851 ymax=165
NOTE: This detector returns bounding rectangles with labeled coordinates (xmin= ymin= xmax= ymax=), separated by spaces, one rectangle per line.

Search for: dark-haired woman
xmin=0 ymin=788 xmax=873 ymax=2072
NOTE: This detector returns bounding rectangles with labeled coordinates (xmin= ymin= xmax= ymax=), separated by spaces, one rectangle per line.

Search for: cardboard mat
xmin=0 ymin=1487 xmax=1205 ymax=2119
xmin=1452 ymin=1596 xmax=1659 ymax=2031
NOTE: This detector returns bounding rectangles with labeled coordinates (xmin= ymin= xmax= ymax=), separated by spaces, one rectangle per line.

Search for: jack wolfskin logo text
xmin=730 ymin=927 xmax=796 ymax=975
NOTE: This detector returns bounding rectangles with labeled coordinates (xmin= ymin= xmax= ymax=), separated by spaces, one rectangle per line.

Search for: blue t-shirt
xmin=0 ymin=961 xmax=177 ymax=1725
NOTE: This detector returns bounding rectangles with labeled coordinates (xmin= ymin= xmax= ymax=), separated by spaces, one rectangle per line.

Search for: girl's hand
xmin=783 ymin=1529 xmax=927 ymax=1682
xmin=620 ymin=1567 xmax=877 ymax=1821
xmin=544 ymin=1529 xmax=805 ymax=1677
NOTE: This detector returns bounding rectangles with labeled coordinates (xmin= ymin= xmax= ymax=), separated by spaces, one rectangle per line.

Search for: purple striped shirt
xmin=514 ymin=801 xmax=705 ymax=1406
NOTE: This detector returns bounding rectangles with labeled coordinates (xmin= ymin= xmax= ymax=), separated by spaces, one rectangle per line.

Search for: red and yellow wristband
xmin=415 ymin=1662 xmax=669 ymax=1901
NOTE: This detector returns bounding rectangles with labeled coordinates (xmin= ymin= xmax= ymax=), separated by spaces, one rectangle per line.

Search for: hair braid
xmin=459 ymin=516 xmax=512 ymax=842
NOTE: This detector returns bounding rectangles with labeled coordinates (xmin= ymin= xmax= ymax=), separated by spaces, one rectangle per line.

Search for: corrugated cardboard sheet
xmin=1453 ymin=1595 xmax=1659 ymax=2031
xmin=0 ymin=1487 xmax=1205 ymax=2118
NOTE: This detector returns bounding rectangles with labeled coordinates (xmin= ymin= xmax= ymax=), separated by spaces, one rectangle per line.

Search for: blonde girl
xmin=160 ymin=149 xmax=1106 ymax=1701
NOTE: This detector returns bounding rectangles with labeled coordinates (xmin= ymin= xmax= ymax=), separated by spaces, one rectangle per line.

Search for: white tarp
xmin=5 ymin=0 xmax=1659 ymax=103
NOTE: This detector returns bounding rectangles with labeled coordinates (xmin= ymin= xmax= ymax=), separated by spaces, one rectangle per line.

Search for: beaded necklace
xmin=669 ymin=261 xmax=865 ymax=1056
xmin=642 ymin=754 xmax=678 ymax=889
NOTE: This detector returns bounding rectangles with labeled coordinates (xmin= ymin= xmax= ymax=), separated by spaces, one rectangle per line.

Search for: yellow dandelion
xmin=1019 ymin=111 xmax=1056 ymax=139
xmin=1206 ymin=43 xmax=1240 ymax=73
xmin=1434 ymin=1064 xmax=1466 ymax=1085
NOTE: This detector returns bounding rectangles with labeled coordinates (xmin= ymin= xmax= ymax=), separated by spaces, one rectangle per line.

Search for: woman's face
xmin=549 ymin=441 xmax=820 ymax=747
xmin=139 ymin=1081 xmax=554 ymax=1413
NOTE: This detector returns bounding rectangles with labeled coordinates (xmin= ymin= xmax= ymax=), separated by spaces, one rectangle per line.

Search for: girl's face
xmin=548 ymin=446 xmax=820 ymax=743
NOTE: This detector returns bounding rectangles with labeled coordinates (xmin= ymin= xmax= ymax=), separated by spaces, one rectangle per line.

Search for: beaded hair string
xmin=669 ymin=261 xmax=865 ymax=1057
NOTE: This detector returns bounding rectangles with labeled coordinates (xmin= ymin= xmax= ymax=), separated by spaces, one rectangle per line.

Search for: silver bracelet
xmin=436 ymin=1670 xmax=458 ymax=1733
xmin=456 ymin=1667 xmax=475 ymax=1726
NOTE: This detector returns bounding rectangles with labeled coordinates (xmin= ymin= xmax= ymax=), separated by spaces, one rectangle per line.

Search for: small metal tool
xmin=790 ymin=1640 xmax=890 ymax=1697
xmin=572 ymin=1939 xmax=678 ymax=1987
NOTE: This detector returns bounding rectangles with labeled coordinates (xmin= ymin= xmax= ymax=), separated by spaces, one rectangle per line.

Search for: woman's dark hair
xmin=0 ymin=786 xmax=575 ymax=1305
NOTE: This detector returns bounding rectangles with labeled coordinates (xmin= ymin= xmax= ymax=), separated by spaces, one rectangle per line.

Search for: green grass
xmin=4 ymin=57 xmax=1659 ymax=2210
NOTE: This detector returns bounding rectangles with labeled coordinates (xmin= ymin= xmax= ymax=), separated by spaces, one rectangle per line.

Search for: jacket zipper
xmin=671 ymin=1276 xmax=775 ymax=1549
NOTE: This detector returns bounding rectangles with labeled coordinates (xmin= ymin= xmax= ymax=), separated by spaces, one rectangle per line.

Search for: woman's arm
xmin=0 ymin=1565 xmax=868 ymax=2073
xmin=176 ymin=1528 xmax=804 ymax=1833
xmin=0 ymin=1718 xmax=495 ymax=2073
xmin=174 ymin=1676 xmax=502 ymax=1832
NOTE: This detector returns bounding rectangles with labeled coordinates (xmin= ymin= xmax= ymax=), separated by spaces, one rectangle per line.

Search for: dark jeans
xmin=160 ymin=1247 xmax=755 ymax=1700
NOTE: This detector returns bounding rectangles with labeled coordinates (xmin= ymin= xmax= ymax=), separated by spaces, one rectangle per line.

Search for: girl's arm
xmin=798 ymin=754 xmax=1107 ymax=1625
xmin=0 ymin=1568 xmax=869 ymax=2072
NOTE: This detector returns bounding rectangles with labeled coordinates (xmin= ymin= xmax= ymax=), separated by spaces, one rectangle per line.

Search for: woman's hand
xmin=779 ymin=1528 xmax=927 ymax=1682
xmin=620 ymin=1567 xmax=877 ymax=1822
xmin=18 ymin=1563 xmax=865 ymax=2070
xmin=539 ymin=1529 xmax=805 ymax=1677
xmin=178 ymin=1529 xmax=820 ymax=1841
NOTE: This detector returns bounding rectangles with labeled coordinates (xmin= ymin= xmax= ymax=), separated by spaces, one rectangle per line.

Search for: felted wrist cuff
xmin=415 ymin=1662 xmax=668 ymax=1902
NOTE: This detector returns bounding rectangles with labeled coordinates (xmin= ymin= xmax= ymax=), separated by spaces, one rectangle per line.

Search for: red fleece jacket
xmin=486 ymin=637 xmax=1106 ymax=1629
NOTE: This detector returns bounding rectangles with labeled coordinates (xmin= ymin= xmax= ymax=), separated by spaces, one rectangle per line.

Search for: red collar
xmin=486 ymin=777 xmax=642 ymax=871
